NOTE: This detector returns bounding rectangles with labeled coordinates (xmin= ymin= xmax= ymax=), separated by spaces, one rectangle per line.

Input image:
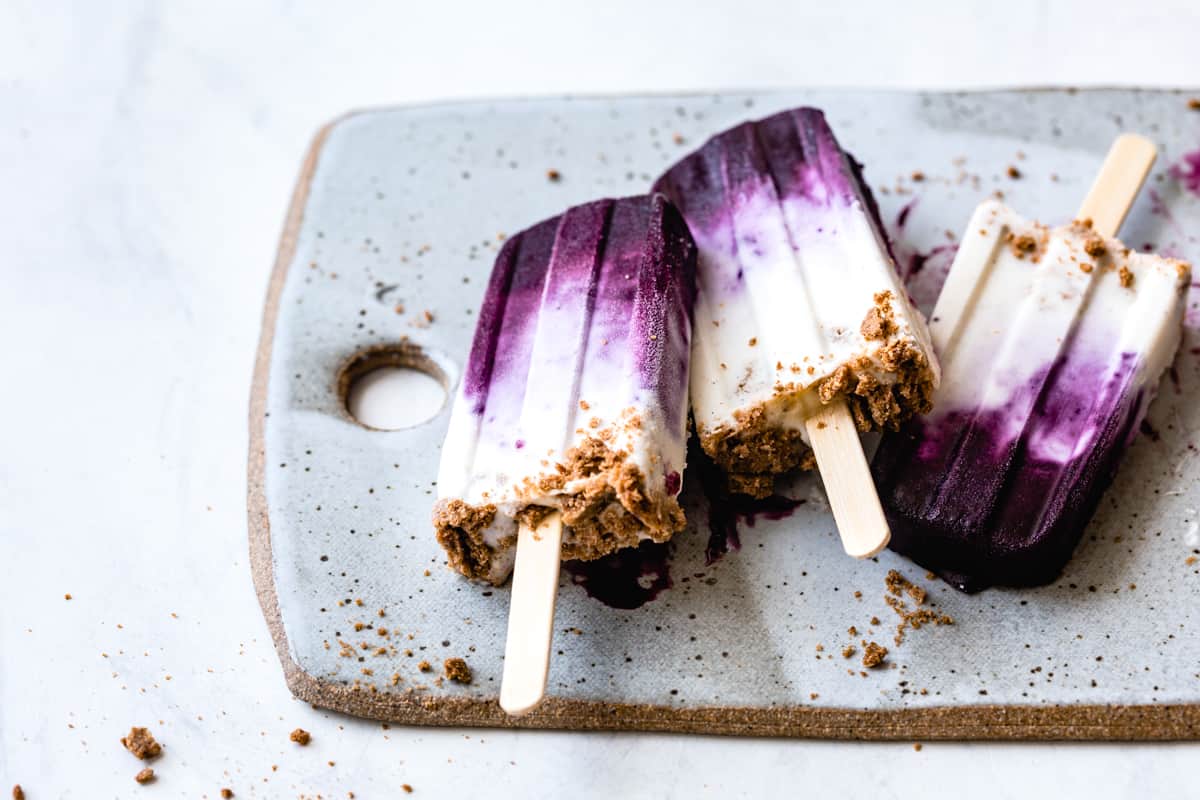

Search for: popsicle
xmin=433 ymin=193 xmax=696 ymax=712
xmin=872 ymin=135 xmax=1191 ymax=592
xmin=654 ymin=107 xmax=939 ymax=557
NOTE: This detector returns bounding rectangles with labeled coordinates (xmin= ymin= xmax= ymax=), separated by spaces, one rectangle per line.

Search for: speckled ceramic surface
xmin=250 ymin=90 xmax=1200 ymax=738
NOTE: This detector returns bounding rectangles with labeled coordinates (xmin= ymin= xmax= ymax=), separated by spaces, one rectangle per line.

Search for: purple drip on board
xmin=687 ymin=437 xmax=804 ymax=566
xmin=1170 ymin=149 xmax=1200 ymax=197
xmin=563 ymin=541 xmax=672 ymax=610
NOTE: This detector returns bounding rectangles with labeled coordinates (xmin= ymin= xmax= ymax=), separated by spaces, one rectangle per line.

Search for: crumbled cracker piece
xmin=913 ymin=743 xmax=923 ymax=752
xmin=1189 ymin=98 xmax=1200 ymax=110
xmin=1084 ymin=237 xmax=1106 ymax=258
xmin=135 ymin=768 xmax=155 ymax=784
xmin=444 ymin=658 xmax=472 ymax=684
xmin=220 ymin=789 xmax=234 ymax=799
xmin=418 ymin=660 xmax=432 ymax=672
xmin=1006 ymin=165 xmax=1021 ymax=179
xmin=862 ymin=642 xmax=889 ymax=668
xmin=1119 ymin=266 xmax=1134 ymax=288
xmin=13 ymin=786 xmax=25 ymax=800
xmin=121 ymin=727 xmax=162 ymax=760
xmin=402 ymin=784 xmax=414 ymax=793
xmin=842 ymin=645 xmax=856 ymax=659
xmin=289 ymin=728 xmax=311 ymax=746
xmin=546 ymin=169 xmax=561 ymax=182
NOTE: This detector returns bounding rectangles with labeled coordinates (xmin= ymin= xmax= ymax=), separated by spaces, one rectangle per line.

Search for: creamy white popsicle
xmin=873 ymin=194 xmax=1190 ymax=591
xmin=654 ymin=107 xmax=939 ymax=502
xmin=433 ymin=194 xmax=696 ymax=585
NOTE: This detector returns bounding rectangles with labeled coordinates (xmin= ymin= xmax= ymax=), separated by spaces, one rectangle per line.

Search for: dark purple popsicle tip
xmin=873 ymin=352 xmax=1145 ymax=592
xmin=655 ymin=107 xmax=861 ymax=232
xmin=460 ymin=194 xmax=696 ymax=431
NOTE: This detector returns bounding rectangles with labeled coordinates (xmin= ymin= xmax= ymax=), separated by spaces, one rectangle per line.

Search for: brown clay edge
xmin=248 ymin=110 xmax=1200 ymax=741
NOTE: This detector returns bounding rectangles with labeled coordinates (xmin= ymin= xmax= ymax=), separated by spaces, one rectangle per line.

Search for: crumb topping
xmin=862 ymin=642 xmax=888 ymax=668
xmin=289 ymin=728 xmax=311 ymax=746
xmin=443 ymin=658 xmax=472 ymax=684
xmin=121 ymin=727 xmax=162 ymax=760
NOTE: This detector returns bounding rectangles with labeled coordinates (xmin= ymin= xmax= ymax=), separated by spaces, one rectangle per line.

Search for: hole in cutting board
xmin=337 ymin=343 xmax=449 ymax=430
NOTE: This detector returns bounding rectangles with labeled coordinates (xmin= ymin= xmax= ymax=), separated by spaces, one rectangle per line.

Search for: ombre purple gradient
xmin=652 ymin=106 xmax=894 ymax=260
xmin=460 ymin=194 xmax=696 ymax=432
xmin=873 ymin=352 xmax=1146 ymax=592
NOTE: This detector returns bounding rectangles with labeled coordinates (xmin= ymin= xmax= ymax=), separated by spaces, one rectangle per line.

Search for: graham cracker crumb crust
xmin=699 ymin=292 xmax=934 ymax=497
xmin=434 ymin=437 xmax=684 ymax=583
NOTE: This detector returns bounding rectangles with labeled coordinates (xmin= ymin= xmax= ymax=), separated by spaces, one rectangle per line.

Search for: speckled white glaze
xmin=261 ymin=90 xmax=1200 ymax=719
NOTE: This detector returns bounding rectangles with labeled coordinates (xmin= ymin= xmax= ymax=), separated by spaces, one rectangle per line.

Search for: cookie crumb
xmin=220 ymin=789 xmax=234 ymax=799
xmin=444 ymin=658 xmax=472 ymax=684
xmin=842 ymin=645 xmax=856 ymax=659
xmin=546 ymin=169 xmax=561 ymax=182
xmin=121 ymin=727 xmax=162 ymax=760
xmin=910 ymin=170 xmax=925 ymax=182
xmin=1118 ymin=265 xmax=1134 ymax=288
xmin=1189 ymin=98 xmax=1200 ymax=110
xmin=289 ymin=728 xmax=311 ymax=746
xmin=417 ymin=660 xmax=432 ymax=672
xmin=402 ymin=784 xmax=414 ymax=794
xmin=135 ymin=768 xmax=155 ymax=784
xmin=862 ymin=642 xmax=889 ymax=668
xmin=13 ymin=786 xmax=24 ymax=800
xmin=1007 ymin=165 xmax=1021 ymax=179
xmin=64 ymin=593 xmax=72 ymax=600
xmin=913 ymin=743 xmax=923 ymax=752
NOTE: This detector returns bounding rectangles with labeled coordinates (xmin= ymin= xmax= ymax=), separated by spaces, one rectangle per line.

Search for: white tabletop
xmin=3 ymin=2 xmax=1199 ymax=797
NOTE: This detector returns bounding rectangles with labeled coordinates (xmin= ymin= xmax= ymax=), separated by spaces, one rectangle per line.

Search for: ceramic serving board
xmin=250 ymin=89 xmax=1200 ymax=739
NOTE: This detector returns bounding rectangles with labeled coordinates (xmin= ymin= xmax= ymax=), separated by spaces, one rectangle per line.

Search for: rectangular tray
xmin=250 ymin=89 xmax=1200 ymax=739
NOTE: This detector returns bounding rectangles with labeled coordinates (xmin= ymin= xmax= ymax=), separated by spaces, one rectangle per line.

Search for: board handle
xmin=499 ymin=511 xmax=563 ymax=716
xmin=805 ymin=398 xmax=890 ymax=558
xmin=1077 ymin=134 xmax=1157 ymax=238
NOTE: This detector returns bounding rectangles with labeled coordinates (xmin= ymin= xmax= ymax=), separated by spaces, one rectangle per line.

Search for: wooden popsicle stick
xmin=805 ymin=398 xmax=890 ymax=558
xmin=1077 ymin=134 xmax=1157 ymax=238
xmin=499 ymin=511 xmax=564 ymax=716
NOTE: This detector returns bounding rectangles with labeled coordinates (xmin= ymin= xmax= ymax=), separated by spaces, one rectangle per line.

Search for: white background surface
xmin=3 ymin=1 xmax=1199 ymax=797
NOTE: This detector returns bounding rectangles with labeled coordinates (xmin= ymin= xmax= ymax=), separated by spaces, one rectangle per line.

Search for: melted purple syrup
xmin=563 ymin=541 xmax=672 ymax=610
xmin=688 ymin=437 xmax=804 ymax=565
xmin=1170 ymin=149 xmax=1200 ymax=197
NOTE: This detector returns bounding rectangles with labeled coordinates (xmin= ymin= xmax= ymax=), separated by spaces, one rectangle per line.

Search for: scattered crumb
xmin=64 ymin=593 xmax=72 ymax=600
xmin=220 ymin=789 xmax=233 ymax=799
xmin=418 ymin=660 xmax=432 ymax=672
xmin=870 ymin=616 xmax=880 ymax=626
xmin=444 ymin=658 xmax=472 ymax=684
xmin=121 ymin=727 xmax=162 ymax=760
xmin=809 ymin=693 xmax=819 ymax=700
xmin=12 ymin=787 xmax=24 ymax=800
xmin=1084 ymin=237 xmax=1107 ymax=258
xmin=862 ymin=642 xmax=889 ymax=668
xmin=402 ymin=784 xmax=414 ymax=794
xmin=1186 ymin=555 xmax=1197 ymax=566
xmin=546 ymin=169 xmax=561 ymax=182
xmin=1007 ymin=165 xmax=1021 ymax=179
xmin=913 ymin=743 xmax=923 ymax=752
xmin=289 ymin=728 xmax=311 ymax=746
xmin=1008 ymin=232 xmax=1038 ymax=259
xmin=848 ymin=626 xmax=858 ymax=637
xmin=1189 ymin=98 xmax=1200 ymax=111
xmin=1119 ymin=266 xmax=1134 ymax=288
xmin=842 ymin=645 xmax=856 ymax=659
xmin=135 ymin=768 xmax=155 ymax=784
xmin=886 ymin=570 xmax=926 ymax=604
xmin=853 ymin=591 xmax=862 ymax=599
xmin=911 ymin=170 xmax=925 ymax=182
